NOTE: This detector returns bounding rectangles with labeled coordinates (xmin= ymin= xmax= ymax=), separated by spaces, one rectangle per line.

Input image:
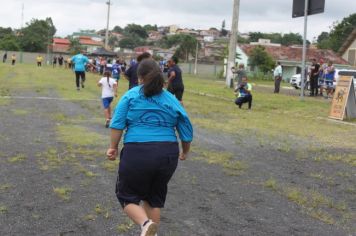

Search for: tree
xmin=173 ymin=35 xmax=200 ymax=62
xmin=112 ymin=25 xmax=123 ymax=33
xmin=68 ymin=37 xmax=83 ymax=54
xmin=220 ymin=20 xmax=228 ymax=37
xmin=124 ymin=24 xmax=148 ymax=39
xmin=143 ymin=24 xmax=158 ymax=32
xmin=118 ymin=35 xmax=145 ymax=49
xmin=108 ymin=35 xmax=119 ymax=49
xmin=316 ymin=32 xmax=330 ymax=49
xmin=281 ymin=33 xmax=303 ymax=46
xmin=18 ymin=17 xmax=56 ymax=52
xmin=248 ymin=46 xmax=275 ymax=73
xmin=0 ymin=34 xmax=20 ymax=51
xmin=316 ymin=13 xmax=356 ymax=52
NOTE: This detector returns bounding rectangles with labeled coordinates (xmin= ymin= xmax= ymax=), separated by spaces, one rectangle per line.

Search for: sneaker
xmin=105 ymin=119 xmax=110 ymax=128
xmin=77 ymin=87 xmax=80 ymax=91
xmin=81 ymin=81 xmax=85 ymax=88
xmin=140 ymin=220 xmax=158 ymax=236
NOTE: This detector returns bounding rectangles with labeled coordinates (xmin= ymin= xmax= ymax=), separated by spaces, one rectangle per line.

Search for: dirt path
xmin=0 ymin=87 xmax=355 ymax=236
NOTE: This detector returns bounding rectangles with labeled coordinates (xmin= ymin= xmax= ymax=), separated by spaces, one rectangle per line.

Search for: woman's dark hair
xmin=137 ymin=52 xmax=151 ymax=62
xmin=137 ymin=59 xmax=164 ymax=97
xmin=171 ymin=56 xmax=179 ymax=64
xmin=104 ymin=70 xmax=112 ymax=88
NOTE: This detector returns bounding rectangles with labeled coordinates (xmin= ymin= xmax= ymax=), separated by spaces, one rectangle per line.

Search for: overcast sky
xmin=1 ymin=0 xmax=355 ymax=41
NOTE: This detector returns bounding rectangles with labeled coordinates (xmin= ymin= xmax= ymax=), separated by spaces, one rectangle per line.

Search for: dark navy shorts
xmin=102 ymin=97 xmax=113 ymax=109
xmin=116 ymin=142 xmax=179 ymax=208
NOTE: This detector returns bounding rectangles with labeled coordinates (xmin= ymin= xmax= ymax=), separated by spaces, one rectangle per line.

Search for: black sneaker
xmin=81 ymin=81 xmax=85 ymax=88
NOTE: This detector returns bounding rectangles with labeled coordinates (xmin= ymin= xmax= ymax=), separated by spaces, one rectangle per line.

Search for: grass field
xmin=0 ymin=63 xmax=355 ymax=235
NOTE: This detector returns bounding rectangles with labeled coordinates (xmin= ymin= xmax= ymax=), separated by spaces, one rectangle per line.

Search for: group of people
xmin=2 ymin=52 xmax=16 ymax=65
xmin=309 ymin=59 xmax=336 ymax=98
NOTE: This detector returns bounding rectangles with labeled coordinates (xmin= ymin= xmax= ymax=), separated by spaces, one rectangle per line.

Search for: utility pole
xmin=105 ymin=0 xmax=111 ymax=49
xmin=226 ymin=0 xmax=240 ymax=87
xmin=194 ymin=40 xmax=199 ymax=75
xmin=20 ymin=3 xmax=24 ymax=63
xmin=300 ymin=0 xmax=309 ymax=100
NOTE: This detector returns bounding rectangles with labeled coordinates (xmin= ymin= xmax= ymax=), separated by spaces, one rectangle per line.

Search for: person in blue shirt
xmin=112 ymin=59 xmax=122 ymax=82
xmin=106 ymin=59 xmax=193 ymax=236
xmin=71 ymin=51 xmax=89 ymax=91
xmin=234 ymin=76 xmax=253 ymax=109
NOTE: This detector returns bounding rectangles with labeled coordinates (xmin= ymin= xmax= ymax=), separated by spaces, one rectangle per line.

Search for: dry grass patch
xmin=53 ymin=187 xmax=72 ymax=201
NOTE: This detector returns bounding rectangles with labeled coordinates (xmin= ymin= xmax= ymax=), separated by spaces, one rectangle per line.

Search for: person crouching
xmin=234 ymin=76 xmax=252 ymax=110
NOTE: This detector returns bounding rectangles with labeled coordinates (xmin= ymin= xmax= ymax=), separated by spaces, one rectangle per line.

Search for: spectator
xmin=324 ymin=60 xmax=335 ymax=99
xmin=11 ymin=54 xmax=16 ymax=66
xmin=309 ymin=59 xmax=320 ymax=96
xmin=273 ymin=62 xmax=283 ymax=93
xmin=107 ymin=59 xmax=193 ymax=236
xmin=234 ymin=76 xmax=253 ymax=109
xmin=36 ymin=55 xmax=43 ymax=67
xmin=3 ymin=52 xmax=7 ymax=63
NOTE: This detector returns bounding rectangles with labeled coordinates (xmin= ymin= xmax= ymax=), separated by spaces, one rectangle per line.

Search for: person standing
xmin=107 ymin=59 xmax=193 ymax=236
xmin=167 ymin=56 xmax=184 ymax=103
xmin=53 ymin=55 xmax=58 ymax=68
xmin=324 ymin=60 xmax=335 ymax=99
xmin=309 ymin=59 xmax=320 ymax=96
xmin=273 ymin=62 xmax=283 ymax=93
xmin=234 ymin=76 xmax=253 ymax=109
xmin=11 ymin=54 xmax=16 ymax=66
xmin=97 ymin=71 xmax=117 ymax=128
xmin=36 ymin=55 xmax=43 ymax=67
xmin=124 ymin=52 xmax=151 ymax=90
xmin=112 ymin=59 xmax=122 ymax=82
xmin=71 ymin=51 xmax=89 ymax=91
xmin=3 ymin=52 xmax=7 ymax=63
xmin=58 ymin=55 xmax=64 ymax=68
xmin=235 ymin=63 xmax=247 ymax=87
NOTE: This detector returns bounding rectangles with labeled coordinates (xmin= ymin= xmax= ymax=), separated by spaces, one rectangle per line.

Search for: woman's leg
xmin=124 ymin=204 xmax=149 ymax=225
xmin=104 ymin=108 xmax=110 ymax=120
xmin=143 ymin=201 xmax=161 ymax=224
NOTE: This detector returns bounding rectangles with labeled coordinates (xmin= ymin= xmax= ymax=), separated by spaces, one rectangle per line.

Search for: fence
xmin=1 ymin=50 xmax=63 ymax=65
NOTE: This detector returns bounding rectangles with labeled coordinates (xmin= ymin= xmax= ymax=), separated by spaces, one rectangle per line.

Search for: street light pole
xmin=300 ymin=0 xmax=309 ymax=100
xmin=226 ymin=0 xmax=240 ymax=88
xmin=105 ymin=0 xmax=111 ymax=49
xmin=194 ymin=40 xmax=199 ymax=75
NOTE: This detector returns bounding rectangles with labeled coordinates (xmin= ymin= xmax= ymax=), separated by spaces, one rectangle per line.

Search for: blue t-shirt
xmin=71 ymin=54 xmax=89 ymax=72
xmin=110 ymin=85 xmax=193 ymax=143
xmin=112 ymin=63 xmax=121 ymax=78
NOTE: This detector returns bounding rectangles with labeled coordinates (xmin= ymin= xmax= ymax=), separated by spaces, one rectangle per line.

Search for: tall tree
xmin=124 ymin=24 xmax=148 ymax=39
xmin=220 ymin=20 xmax=228 ymax=37
xmin=19 ymin=17 xmax=56 ymax=52
xmin=112 ymin=25 xmax=123 ymax=33
xmin=316 ymin=13 xmax=356 ymax=51
xmin=281 ymin=33 xmax=303 ymax=46
xmin=68 ymin=37 xmax=83 ymax=54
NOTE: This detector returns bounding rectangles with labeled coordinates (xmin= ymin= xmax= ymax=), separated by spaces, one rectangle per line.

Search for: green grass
xmin=7 ymin=154 xmax=26 ymax=163
xmin=53 ymin=187 xmax=72 ymax=201
xmin=56 ymin=125 xmax=107 ymax=146
xmin=11 ymin=109 xmax=29 ymax=115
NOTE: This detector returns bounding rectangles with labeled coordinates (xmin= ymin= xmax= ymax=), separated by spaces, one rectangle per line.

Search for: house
xmin=78 ymin=36 xmax=103 ymax=53
xmin=238 ymin=41 xmax=350 ymax=81
xmin=204 ymin=43 xmax=225 ymax=57
xmin=51 ymin=38 xmax=70 ymax=54
xmin=176 ymin=28 xmax=199 ymax=36
xmin=148 ymin=31 xmax=163 ymax=41
xmin=168 ymin=25 xmax=179 ymax=34
xmin=72 ymin=31 xmax=102 ymax=42
xmin=338 ymin=28 xmax=356 ymax=67
xmin=200 ymin=28 xmax=220 ymax=38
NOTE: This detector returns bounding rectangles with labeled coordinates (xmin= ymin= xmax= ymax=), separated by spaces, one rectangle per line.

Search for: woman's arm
xmin=179 ymin=141 xmax=191 ymax=160
xmin=106 ymin=129 xmax=123 ymax=161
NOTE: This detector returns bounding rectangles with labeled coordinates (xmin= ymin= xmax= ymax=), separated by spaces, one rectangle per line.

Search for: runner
xmin=112 ymin=59 xmax=122 ymax=82
xmin=71 ymin=51 xmax=90 ymax=91
xmin=97 ymin=71 xmax=117 ymax=128
xmin=167 ymin=56 xmax=184 ymax=104
xmin=107 ymin=59 xmax=193 ymax=236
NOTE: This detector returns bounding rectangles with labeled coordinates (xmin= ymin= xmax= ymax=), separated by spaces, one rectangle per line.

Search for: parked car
xmin=290 ymin=74 xmax=310 ymax=90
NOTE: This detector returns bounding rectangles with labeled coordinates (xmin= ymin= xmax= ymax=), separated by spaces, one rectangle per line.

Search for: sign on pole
xmin=292 ymin=0 xmax=325 ymax=18
xmin=329 ymin=76 xmax=356 ymax=120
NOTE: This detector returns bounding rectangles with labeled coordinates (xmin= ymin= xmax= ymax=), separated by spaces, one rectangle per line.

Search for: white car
xmin=290 ymin=74 xmax=309 ymax=90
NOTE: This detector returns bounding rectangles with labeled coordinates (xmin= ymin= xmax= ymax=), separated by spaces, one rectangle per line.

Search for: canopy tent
xmin=89 ymin=47 xmax=117 ymax=57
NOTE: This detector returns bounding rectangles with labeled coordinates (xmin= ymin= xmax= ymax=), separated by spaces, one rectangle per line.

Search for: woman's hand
xmin=106 ymin=148 xmax=118 ymax=161
xmin=179 ymin=152 xmax=187 ymax=161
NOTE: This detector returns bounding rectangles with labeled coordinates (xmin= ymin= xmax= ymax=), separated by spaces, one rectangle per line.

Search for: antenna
xmin=21 ymin=3 xmax=24 ymax=29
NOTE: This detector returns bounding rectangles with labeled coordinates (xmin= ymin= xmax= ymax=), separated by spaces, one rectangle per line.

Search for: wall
xmin=342 ymin=38 xmax=356 ymax=66
xmin=1 ymin=50 xmax=70 ymax=64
